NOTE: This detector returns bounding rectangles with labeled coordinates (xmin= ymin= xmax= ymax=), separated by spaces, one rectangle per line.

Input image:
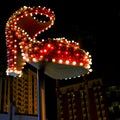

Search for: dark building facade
xmin=56 ymin=78 xmax=109 ymax=120
xmin=105 ymin=85 xmax=120 ymax=120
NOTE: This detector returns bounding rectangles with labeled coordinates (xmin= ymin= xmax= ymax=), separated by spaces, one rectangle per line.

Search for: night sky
xmin=0 ymin=1 xmax=119 ymax=81
xmin=0 ymin=0 xmax=97 ymax=76
xmin=0 ymin=1 xmax=120 ymax=119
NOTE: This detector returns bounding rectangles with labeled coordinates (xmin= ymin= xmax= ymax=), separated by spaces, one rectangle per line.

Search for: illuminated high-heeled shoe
xmin=5 ymin=6 xmax=92 ymax=79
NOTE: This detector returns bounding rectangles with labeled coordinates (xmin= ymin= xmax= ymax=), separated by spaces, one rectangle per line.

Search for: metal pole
xmin=37 ymin=69 xmax=41 ymax=120
xmin=37 ymin=67 xmax=46 ymax=120
xmin=83 ymin=76 xmax=90 ymax=120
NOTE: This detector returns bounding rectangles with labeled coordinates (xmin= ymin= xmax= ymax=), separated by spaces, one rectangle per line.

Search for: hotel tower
xmin=0 ymin=68 xmax=38 ymax=115
xmin=56 ymin=78 xmax=109 ymax=120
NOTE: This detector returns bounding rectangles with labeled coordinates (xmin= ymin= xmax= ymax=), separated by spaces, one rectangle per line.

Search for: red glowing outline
xmin=5 ymin=6 xmax=92 ymax=77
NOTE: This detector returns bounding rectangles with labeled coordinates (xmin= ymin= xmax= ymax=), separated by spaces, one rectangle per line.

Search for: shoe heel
xmin=5 ymin=6 xmax=55 ymax=77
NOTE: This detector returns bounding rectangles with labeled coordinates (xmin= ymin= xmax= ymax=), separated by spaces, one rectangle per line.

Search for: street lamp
xmin=5 ymin=6 xmax=92 ymax=120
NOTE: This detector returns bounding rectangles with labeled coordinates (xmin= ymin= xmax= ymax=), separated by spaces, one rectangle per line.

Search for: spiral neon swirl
xmin=5 ymin=6 xmax=92 ymax=78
